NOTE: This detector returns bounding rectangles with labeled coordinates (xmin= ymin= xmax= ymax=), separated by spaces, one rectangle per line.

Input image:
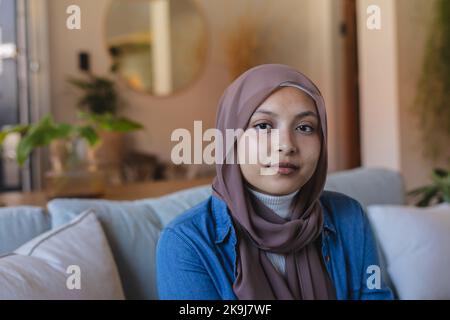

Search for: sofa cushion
xmin=0 ymin=210 xmax=124 ymax=299
xmin=367 ymin=203 xmax=450 ymax=299
xmin=47 ymin=198 xmax=162 ymax=300
xmin=325 ymin=167 xmax=405 ymax=208
xmin=145 ymin=184 xmax=212 ymax=227
xmin=0 ymin=206 xmax=50 ymax=256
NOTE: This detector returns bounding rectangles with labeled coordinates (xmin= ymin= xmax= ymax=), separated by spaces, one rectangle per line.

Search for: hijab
xmin=211 ymin=64 xmax=336 ymax=300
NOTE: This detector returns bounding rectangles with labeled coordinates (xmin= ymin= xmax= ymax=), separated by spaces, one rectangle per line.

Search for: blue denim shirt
xmin=156 ymin=190 xmax=393 ymax=300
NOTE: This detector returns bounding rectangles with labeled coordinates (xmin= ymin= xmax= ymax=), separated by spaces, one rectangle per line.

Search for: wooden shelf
xmin=0 ymin=176 xmax=214 ymax=208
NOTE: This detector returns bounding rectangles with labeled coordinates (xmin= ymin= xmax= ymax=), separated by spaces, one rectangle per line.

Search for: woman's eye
xmin=297 ymin=124 xmax=314 ymax=133
xmin=254 ymin=123 xmax=272 ymax=130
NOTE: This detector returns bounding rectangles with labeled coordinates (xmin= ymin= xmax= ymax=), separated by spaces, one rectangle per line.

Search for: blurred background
xmin=0 ymin=0 xmax=449 ymax=201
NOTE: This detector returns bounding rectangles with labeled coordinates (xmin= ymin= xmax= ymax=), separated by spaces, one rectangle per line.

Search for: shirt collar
xmin=212 ymin=195 xmax=233 ymax=244
xmin=211 ymin=194 xmax=336 ymax=244
xmin=321 ymin=202 xmax=337 ymax=234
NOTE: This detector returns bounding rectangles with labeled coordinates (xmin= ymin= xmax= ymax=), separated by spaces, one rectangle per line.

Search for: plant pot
xmin=46 ymin=138 xmax=107 ymax=198
xmin=49 ymin=138 xmax=83 ymax=173
xmin=49 ymin=139 xmax=69 ymax=173
xmin=88 ymin=130 xmax=125 ymax=167
xmin=86 ymin=130 xmax=126 ymax=186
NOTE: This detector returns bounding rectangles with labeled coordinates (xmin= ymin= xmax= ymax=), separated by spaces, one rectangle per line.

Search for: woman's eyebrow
xmin=254 ymin=109 xmax=318 ymax=119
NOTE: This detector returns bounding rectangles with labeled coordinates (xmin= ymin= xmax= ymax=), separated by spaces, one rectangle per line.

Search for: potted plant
xmin=0 ymin=72 xmax=143 ymax=196
xmin=407 ymin=168 xmax=450 ymax=207
xmin=0 ymin=115 xmax=101 ymax=197
xmin=0 ymin=115 xmax=98 ymax=169
xmin=68 ymin=73 xmax=143 ymax=168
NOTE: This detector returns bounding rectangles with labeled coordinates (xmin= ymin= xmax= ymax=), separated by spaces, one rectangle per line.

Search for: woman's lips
xmin=277 ymin=167 xmax=297 ymax=175
xmin=271 ymin=162 xmax=300 ymax=175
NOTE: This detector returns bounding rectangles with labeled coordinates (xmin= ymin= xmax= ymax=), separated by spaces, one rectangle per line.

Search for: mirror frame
xmin=102 ymin=0 xmax=211 ymax=98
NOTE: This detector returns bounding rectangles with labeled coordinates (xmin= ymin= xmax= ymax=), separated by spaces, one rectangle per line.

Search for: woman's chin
xmin=256 ymin=182 xmax=302 ymax=196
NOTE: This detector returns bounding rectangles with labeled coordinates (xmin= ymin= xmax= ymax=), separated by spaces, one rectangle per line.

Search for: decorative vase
xmin=45 ymin=138 xmax=107 ymax=199
xmin=86 ymin=130 xmax=126 ymax=186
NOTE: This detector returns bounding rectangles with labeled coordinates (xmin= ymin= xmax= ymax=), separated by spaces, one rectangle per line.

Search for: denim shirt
xmin=156 ymin=190 xmax=394 ymax=300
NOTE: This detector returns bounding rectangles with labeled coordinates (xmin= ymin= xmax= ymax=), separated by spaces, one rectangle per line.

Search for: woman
xmin=156 ymin=64 xmax=393 ymax=300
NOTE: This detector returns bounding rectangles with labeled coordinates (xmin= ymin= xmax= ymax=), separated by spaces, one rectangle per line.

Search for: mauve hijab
xmin=212 ymin=64 xmax=336 ymax=300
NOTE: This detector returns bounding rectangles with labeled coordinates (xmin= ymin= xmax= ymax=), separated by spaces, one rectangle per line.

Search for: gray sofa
xmin=0 ymin=167 xmax=405 ymax=299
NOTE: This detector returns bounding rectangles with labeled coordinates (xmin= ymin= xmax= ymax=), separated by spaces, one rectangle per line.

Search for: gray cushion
xmin=147 ymin=185 xmax=212 ymax=227
xmin=324 ymin=167 xmax=405 ymax=296
xmin=0 ymin=206 xmax=50 ymax=256
xmin=46 ymin=185 xmax=212 ymax=300
xmin=0 ymin=210 xmax=125 ymax=299
xmin=325 ymin=167 xmax=406 ymax=208
xmin=47 ymin=199 xmax=162 ymax=300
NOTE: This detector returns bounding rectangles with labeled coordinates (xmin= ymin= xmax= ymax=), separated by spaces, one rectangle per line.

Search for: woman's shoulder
xmin=320 ymin=190 xmax=364 ymax=210
xmin=320 ymin=190 xmax=367 ymax=231
xmin=162 ymin=195 xmax=216 ymax=241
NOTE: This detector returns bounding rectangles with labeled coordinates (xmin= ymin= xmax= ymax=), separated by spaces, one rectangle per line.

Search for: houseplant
xmin=0 ymin=112 xmax=142 ymax=197
xmin=0 ymin=73 xmax=143 ymax=197
xmin=407 ymin=168 xmax=450 ymax=207
xmin=0 ymin=114 xmax=98 ymax=168
xmin=68 ymin=73 xmax=143 ymax=169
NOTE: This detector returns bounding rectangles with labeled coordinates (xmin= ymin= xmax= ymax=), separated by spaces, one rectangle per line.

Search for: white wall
xmin=357 ymin=0 xmax=401 ymax=171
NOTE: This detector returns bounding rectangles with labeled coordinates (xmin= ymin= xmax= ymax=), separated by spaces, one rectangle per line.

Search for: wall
xmin=357 ymin=0 xmax=401 ymax=171
xmin=397 ymin=0 xmax=450 ymax=190
xmin=47 ymin=0 xmax=345 ymax=173
xmin=357 ymin=0 xmax=450 ymax=193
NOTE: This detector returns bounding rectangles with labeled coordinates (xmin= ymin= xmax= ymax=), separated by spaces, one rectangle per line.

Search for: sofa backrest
xmin=0 ymin=206 xmax=50 ymax=256
xmin=146 ymin=167 xmax=406 ymax=230
xmin=45 ymin=166 xmax=404 ymax=299
xmin=324 ymin=167 xmax=406 ymax=207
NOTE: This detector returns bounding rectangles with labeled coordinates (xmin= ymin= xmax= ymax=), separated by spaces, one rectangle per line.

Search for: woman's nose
xmin=278 ymin=144 xmax=297 ymax=154
xmin=277 ymin=130 xmax=297 ymax=154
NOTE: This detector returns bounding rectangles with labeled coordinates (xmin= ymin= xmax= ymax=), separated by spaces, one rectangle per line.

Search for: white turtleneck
xmin=247 ymin=187 xmax=299 ymax=276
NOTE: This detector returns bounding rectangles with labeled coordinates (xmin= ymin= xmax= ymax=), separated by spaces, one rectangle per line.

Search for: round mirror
xmin=105 ymin=0 xmax=208 ymax=96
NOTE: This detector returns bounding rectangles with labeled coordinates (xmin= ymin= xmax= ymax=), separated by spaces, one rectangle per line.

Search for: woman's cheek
xmin=305 ymin=147 xmax=321 ymax=176
xmin=239 ymin=133 xmax=271 ymax=167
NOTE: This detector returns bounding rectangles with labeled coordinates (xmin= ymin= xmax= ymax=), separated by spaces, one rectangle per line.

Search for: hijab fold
xmin=212 ymin=64 xmax=336 ymax=300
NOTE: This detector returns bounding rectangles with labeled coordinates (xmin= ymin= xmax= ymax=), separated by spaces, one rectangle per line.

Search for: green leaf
xmin=68 ymin=75 xmax=118 ymax=114
xmin=433 ymin=168 xmax=448 ymax=178
xmin=15 ymin=115 xmax=74 ymax=166
xmin=9 ymin=111 xmax=141 ymax=166
xmin=16 ymin=136 xmax=35 ymax=166
xmin=431 ymin=168 xmax=448 ymax=184
xmin=0 ymin=132 xmax=7 ymax=145
xmin=0 ymin=125 xmax=30 ymax=145
xmin=77 ymin=125 xmax=99 ymax=146
xmin=77 ymin=112 xmax=143 ymax=132
xmin=54 ymin=123 xmax=74 ymax=139
xmin=416 ymin=186 xmax=439 ymax=207
xmin=100 ymin=117 xmax=143 ymax=132
xmin=407 ymin=185 xmax=430 ymax=197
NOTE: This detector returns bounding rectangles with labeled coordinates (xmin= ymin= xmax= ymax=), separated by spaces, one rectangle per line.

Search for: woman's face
xmin=238 ymin=86 xmax=321 ymax=196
